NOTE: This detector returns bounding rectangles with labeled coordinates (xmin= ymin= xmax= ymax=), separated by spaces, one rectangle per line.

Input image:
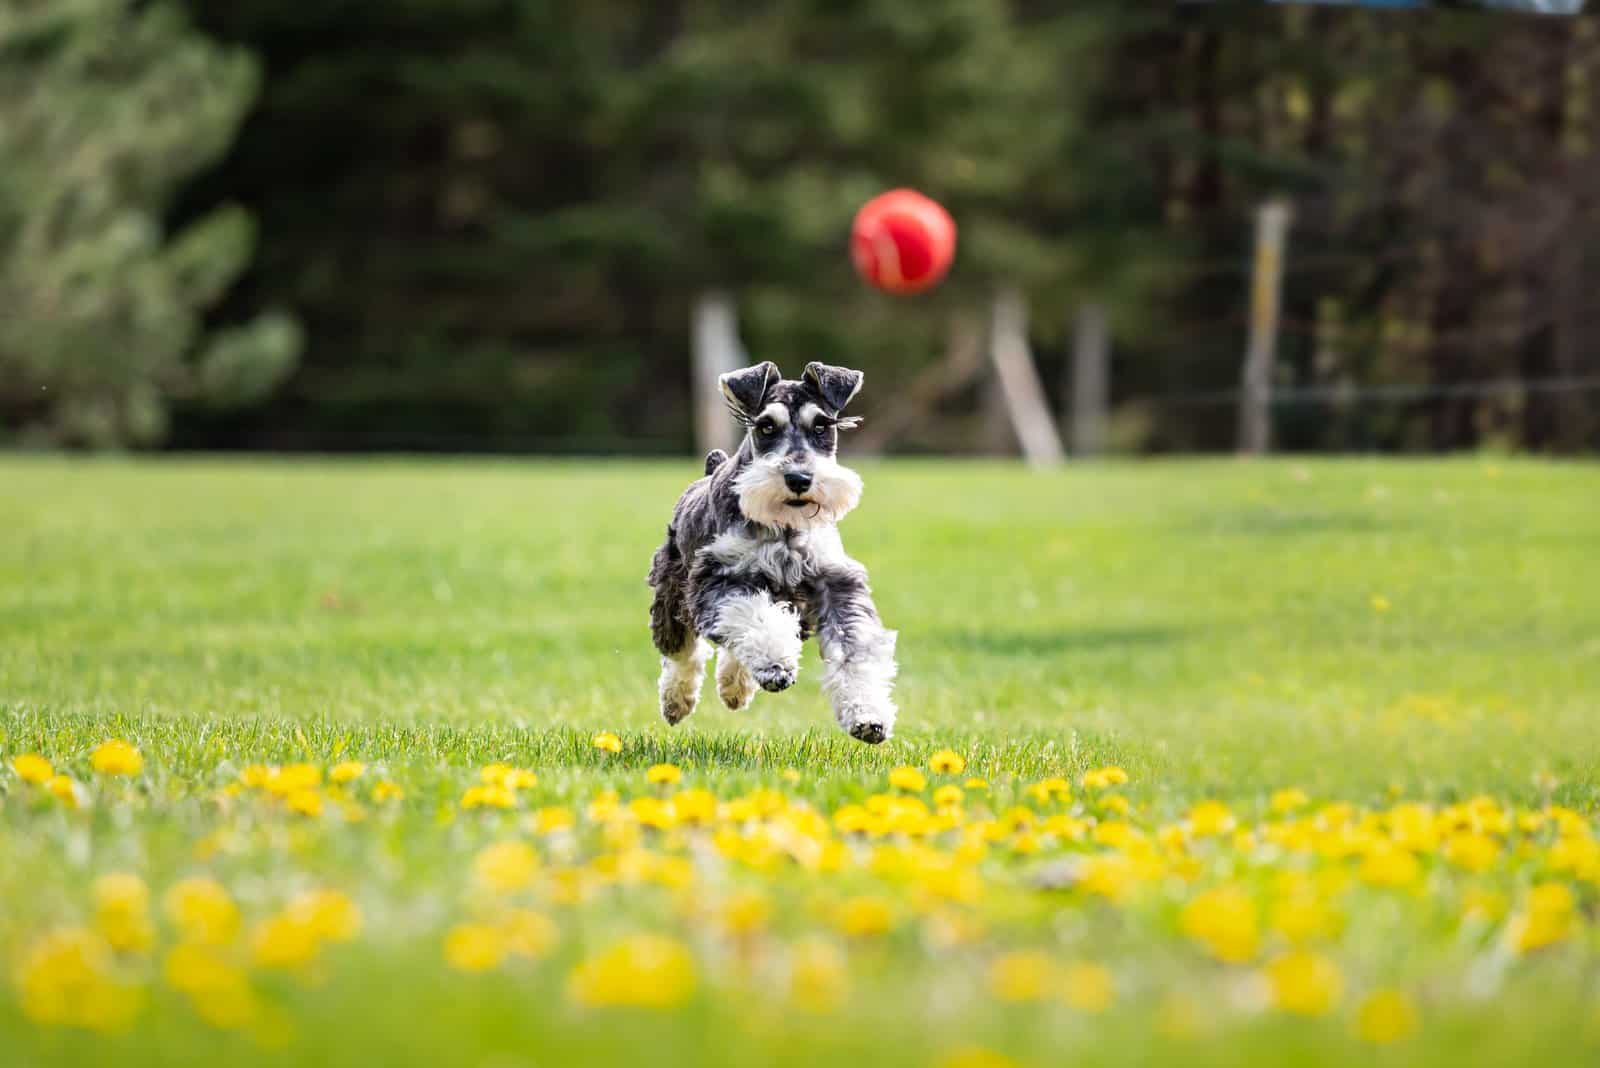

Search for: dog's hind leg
xmin=648 ymin=528 xmax=707 ymax=725
xmin=715 ymin=648 xmax=757 ymax=711
xmin=658 ymin=637 xmax=711 ymax=725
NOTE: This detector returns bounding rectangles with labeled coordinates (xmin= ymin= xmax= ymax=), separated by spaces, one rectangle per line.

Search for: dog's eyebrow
xmin=755 ymin=402 xmax=789 ymax=427
xmin=797 ymin=403 xmax=823 ymax=429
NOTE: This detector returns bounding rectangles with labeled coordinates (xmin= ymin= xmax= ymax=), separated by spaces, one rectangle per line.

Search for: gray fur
xmin=646 ymin=364 xmax=897 ymax=743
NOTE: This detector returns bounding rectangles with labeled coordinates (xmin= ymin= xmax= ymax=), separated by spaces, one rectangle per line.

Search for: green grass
xmin=2 ymin=456 xmax=1598 ymax=1067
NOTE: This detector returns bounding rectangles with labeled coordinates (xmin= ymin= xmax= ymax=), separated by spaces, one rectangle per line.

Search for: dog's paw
xmin=751 ymin=662 xmax=797 ymax=693
xmin=660 ymin=695 xmax=697 ymax=726
xmin=847 ymin=719 xmax=890 ymax=745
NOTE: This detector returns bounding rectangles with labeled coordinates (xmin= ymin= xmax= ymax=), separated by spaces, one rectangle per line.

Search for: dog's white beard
xmin=734 ymin=455 xmax=863 ymax=532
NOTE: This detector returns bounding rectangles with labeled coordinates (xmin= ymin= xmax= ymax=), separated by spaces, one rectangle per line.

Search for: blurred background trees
xmin=0 ymin=0 xmax=301 ymax=448
xmin=1 ymin=1 xmax=1595 ymax=453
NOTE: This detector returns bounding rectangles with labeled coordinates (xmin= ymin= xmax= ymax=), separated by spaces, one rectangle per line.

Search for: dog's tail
xmin=703 ymin=449 xmax=729 ymax=476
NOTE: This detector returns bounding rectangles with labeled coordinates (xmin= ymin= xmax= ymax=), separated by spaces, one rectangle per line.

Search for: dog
xmin=646 ymin=361 xmax=898 ymax=744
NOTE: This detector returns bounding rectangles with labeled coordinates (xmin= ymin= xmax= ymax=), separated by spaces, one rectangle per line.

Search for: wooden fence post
xmin=989 ymin=286 xmax=1065 ymax=468
xmin=691 ymin=290 xmax=744 ymax=457
xmin=1238 ymin=199 xmax=1292 ymax=455
xmin=1069 ymin=301 xmax=1109 ymax=457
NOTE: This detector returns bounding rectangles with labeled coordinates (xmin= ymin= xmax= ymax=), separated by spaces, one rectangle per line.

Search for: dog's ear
xmin=718 ymin=361 xmax=780 ymax=423
xmin=803 ymin=362 xmax=864 ymax=414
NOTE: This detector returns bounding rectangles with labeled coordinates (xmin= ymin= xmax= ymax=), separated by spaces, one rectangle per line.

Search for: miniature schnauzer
xmin=647 ymin=361 xmax=898 ymax=743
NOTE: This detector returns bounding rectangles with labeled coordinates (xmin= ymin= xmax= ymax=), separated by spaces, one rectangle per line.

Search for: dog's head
xmin=719 ymin=361 xmax=865 ymax=531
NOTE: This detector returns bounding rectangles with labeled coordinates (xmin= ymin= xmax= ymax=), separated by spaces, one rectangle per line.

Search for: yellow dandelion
xmin=1180 ymin=886 xmax=1259 ymax=963
xmin=1060 ymin=961 xmax=1116 ymax=1013
xmin=501 ymin=909 xmax=558 ymax=959
xmin=288 ymin=888 xmax=362 ymax=943
xmin=1082 ymin=766 xmax=1129 ymax=790
xmin=250 ymin=914 xmax=321 ymax=970
xmin=1187 ymin=800 xmax=1236 ymax=837
xmin=719 ymin=891 xmax=772 ymax=936
xmin=963 ymin=778 xmax=990 ymax=791
xmin=646 ymin=763 xmax=682 ymax=786
xmin=11 ymin=753 xmax=52 ymax=784
xmin=1370 ymin=593 xmax=1391 ymax=614
xmin=286 ymin=789 xmax=324 ymax=818
xmin=328 ymin=761 xmax=365 ymax=784
xmin=591 ymin=732 xmax=623 ymax=754
xmin=1443 ymin=832 xmax=1499 ymax=873
xmin=474 ymin=840 xmax=540 ymax=894
xmin=929 ymin=749 xmax=966 ymax=775
xmin=933 ymin=784 xmax=965 ymax=808
xmin=461 ymin=784 xmax=516 ymax=810
xmin=373 ymin=780 xmax=405 ymax=803
xmin=45 ymin=774 xmax=80 ymax=808
xmin=90 ymin=739 xmax=143 ymax=776
xmin=987 ymin=951 xmax=1056 ymax=1002
xmin=164 ymin=878 xmax=240 ymax=945
xmin=443 ymin=924 xmax=506 ymax=973
xmin=1265 ymin=951 xmax=1344 ymax=1015
xmin=1358 ymin=845 xmax=1421 ymax=888
xmin=1269 ymin=787 xmax=1309 ymax=814
xmin=888 ymin=766 xmax=927 ymax=793
xmin=566 ymin=934 xmax=697 ymax=1008
xmin=936 ymin=1050 xmax=1023 ymax=1068
xmin=1355 ymin=989 xmax=1419 ymax=1044
xmin=835 ymin=896 xmax=894 ymax=938
xmin=93 ymin=873 xmax=154 ymax=953
xmin=16 ymin=927 xmax=143 ymax=1032
xmin=1027 ymin=777 xmax=1072 ymax=804
xmin=1508 ymin=882 xmax=1577 ymax=953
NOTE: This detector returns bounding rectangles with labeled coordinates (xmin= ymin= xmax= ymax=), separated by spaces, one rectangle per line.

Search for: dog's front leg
xmin=815 ymin=570 xmax=898 ymax=744
xmin=694 ymin=577 xmax=802 ymax=694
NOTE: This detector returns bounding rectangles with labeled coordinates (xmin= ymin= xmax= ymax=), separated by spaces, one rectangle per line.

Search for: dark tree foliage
xmin=168 ymin=3 xmax=1598 ymax=453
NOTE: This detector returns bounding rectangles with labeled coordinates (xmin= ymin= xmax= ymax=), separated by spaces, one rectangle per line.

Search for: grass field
xmin=2 ymin=456 xmax=1598 ymax=1067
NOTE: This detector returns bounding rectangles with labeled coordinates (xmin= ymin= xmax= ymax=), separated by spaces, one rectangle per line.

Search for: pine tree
xmin=0 ymin=0 xmax=299 ymax=447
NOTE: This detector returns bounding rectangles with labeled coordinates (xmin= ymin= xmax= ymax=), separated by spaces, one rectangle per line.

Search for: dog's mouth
xmin=784 ymin=498 xmax=811 ymax=508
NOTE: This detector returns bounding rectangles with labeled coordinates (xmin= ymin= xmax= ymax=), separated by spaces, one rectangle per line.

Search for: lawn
xmin=1 ymin=455 xmax=1598 ymax=1067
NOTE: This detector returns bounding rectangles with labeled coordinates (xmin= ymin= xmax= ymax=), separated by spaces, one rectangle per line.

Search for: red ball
xmin=850 ymin=188 xmax=957 ymax=295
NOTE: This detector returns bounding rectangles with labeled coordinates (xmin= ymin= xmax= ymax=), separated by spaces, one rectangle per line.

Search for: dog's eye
xmin=813 ymin=422 xmax=833 ymax=438
xmin=756 ymin=420 xmax=777 ymax=437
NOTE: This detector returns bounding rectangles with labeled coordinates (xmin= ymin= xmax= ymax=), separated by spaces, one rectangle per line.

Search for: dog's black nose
xmin=784 ymin=470 xmax=813 ymax=494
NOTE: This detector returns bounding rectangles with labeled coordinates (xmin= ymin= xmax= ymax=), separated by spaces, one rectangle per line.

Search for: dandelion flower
xmin=502 ymin=909 xmax=558 ymax=959
xmin=936 ymin=1051 xmax=1023 ymax=1068
xmin=1269 ymin=787 xmax=1309 ymax=814
xmin=443 ymin=924 xmax=506 ymax=973
xmin=1180 ymin=886 xmax=1259 ymax=963
xmin=11 ymin=753 xmax=52 ymax=784
xmin=90 ymin=740 xmax=143 ymax=776
xmin=566 ymin=934 xmax=697 ymax=1008
xmin=1508 ymin=882 xmax=1576 ymax=953
xmin=646 ymin=763 xmax=682 ymax=786
xmin=328 ymin=761 xmax=365 ymax=784
xmin=888 ymin=767 xmax=927 ymax=793
xmin=474 ymin=841 xmax=540 ymax=893
xmin=591 ymin=732 xmax=623 ymax=754
xmin=835 ymin=896 xmax=894 ymax=938
xmin=1370 ymin=594 xmax=1392 ymax=614
xmin=1355 ymin=989 xmax=1419 ymax=1043
xmin=1060 ymin=961 xmax=1116 ymax=1013
xmin=17 ymin=927 xmax=143 ymax=1032
xmin=963 ymin=778 xmax=989 ymax=791
xmin=1265 ymin=951 xmax=1343 ymax=1015
xmin=1081 ymin=765 xmax=1129 ymax=790
xmin=1187 ymin=800 xmax=1236 ymax=837
xmin=461 ymin=785 xmax=516 ymax=810
xmin=929 ymin=750 xmax=966 ymax=775
xmin=987 ymin=951 xmax=1056 ymax=1002
xmin=286 ymin=789 xmax=324 ymax=818
xmin=933 ymin=784 xmax=965 ymax=808
xmin=373 ymin=781 xmax=405 ymax=803
xmin=45 ymin=774 xmax=80 ymax=808
xmin=93 ymin=873 xmax=154 ymax=953
xmin=164 ymin=878 xmax=240 ymax=945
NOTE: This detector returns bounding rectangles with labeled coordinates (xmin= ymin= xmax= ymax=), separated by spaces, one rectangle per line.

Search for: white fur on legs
xmin=658 ymin=638 xmax=711 ymax=725
xmin=821 ymin=627 xmax=898 ymax=744
xmin=715 ymin=591 xmax=802 ymax=693
xmin=715 ymin=649 xmax=757 ymax=710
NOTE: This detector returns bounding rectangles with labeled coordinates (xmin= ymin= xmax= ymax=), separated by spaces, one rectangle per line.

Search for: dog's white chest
xmin=702 ymin=525 xmax=846 ymax=588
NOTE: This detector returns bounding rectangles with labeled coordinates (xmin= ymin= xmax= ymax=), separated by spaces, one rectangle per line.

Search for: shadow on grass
xmin=926 ymin=624 xmax=1187 ymax=658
